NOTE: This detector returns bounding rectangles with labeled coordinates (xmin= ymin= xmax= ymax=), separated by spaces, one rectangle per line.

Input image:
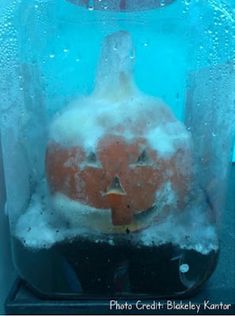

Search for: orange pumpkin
xmin=46 ymin=31 xmax=192 ymax=233
xmin=46 ymin=131 xmax=191 ymax=231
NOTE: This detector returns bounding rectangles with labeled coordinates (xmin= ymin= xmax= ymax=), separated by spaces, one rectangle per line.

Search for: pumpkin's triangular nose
xmin=106 ymin=176 xmax=126 ymax=196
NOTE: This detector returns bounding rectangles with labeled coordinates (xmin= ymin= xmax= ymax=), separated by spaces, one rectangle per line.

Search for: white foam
xmin=51 ymin=192 xmax=113 ymax=232
xmin=14 ymin=182 xmax=218 ymax=254
xmin=49 ymin=31 xmax=191 ymax=158
xmin=155 ymin=181 xmax=177 ymax=208
xmin=14 ymin=193 xmax=59 ymax=249
xmin=136 ymin=206 xmax=218 ymax=255
xmin=49 ymin=93 xmax=191 ymax=159
xmin=147 ymin=123 xmax=190 ymax=158
xmin=14 ymin=190 xmax=94 ymax=249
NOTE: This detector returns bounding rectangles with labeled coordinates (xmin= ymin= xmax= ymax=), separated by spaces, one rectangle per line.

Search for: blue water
xmin=17 ymin=0 xmax=235 ymax=159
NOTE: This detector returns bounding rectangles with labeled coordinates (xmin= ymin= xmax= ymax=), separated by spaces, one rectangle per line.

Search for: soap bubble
xmin=180 ymin=264 xmax=190 ymax=273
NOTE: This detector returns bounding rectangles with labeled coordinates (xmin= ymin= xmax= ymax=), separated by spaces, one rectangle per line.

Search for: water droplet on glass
xmin=180 ymin=264 xmax=189 ymax=273
xmin=103 ymin=2 xmax=108 ymax=10
xmin=87 ymin=0 xmax=94 ymax=11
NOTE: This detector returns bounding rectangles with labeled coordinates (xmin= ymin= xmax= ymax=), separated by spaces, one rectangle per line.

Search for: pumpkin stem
xmin=94 ymin=31 xmax=137 ymax=101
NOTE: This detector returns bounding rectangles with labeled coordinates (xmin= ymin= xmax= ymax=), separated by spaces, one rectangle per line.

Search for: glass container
xmin=0 ymin=0 xmax=234 ymax=298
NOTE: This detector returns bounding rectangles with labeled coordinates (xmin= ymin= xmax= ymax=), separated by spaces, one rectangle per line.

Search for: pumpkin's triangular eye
xmin=84 ymin=152 xmax=102 ymax=168
xmin=136 ymin=149 xmax=149 ymax=165
xmin=87 ymin=152 xmax=97 ymax=163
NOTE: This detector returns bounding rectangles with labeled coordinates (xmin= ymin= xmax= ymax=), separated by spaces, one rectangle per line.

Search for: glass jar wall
xmin=0 ymin=0 xmax=234 ymax=297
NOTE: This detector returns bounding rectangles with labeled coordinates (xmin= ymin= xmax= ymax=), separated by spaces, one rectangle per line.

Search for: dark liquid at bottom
xmin=12 ymin=237 xmax=218 ymax=299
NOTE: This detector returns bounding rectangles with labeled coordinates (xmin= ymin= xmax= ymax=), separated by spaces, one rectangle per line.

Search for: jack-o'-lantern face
xmin=46 ymin=134 xmax=189 ymax=229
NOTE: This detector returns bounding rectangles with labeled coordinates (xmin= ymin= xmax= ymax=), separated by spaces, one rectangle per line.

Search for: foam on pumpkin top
xmin=49 ymin=31 xmax=191 ymax=159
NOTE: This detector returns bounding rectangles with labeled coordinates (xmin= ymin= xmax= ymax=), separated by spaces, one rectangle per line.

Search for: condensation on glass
xmin=0 ymin=0 xmax=234 ymax=297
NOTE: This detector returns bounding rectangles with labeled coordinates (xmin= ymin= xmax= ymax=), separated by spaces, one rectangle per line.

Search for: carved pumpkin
xmin=46 ymin=31 xmax=192 ymax=233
